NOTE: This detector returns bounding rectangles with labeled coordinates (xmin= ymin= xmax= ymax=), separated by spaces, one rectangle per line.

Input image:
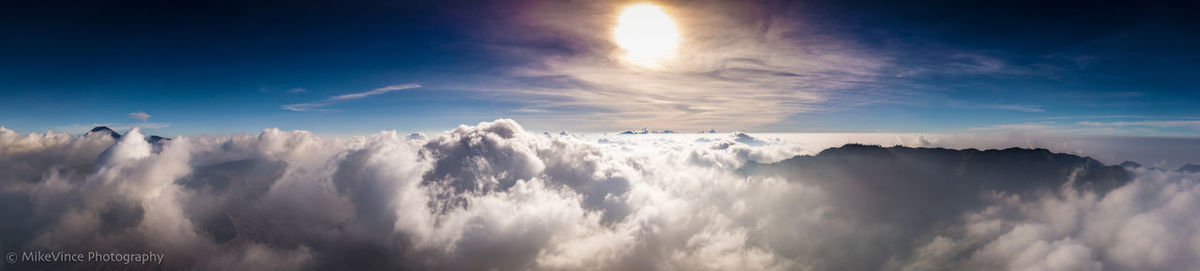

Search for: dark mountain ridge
xmin=744 ymin=144 xmax=1130 ymax=196
xmin=736 ymin=144 xmax=1134 ymax=269
xmin=86 ymin=126 xmax=121 ymax=140
xmin=740 ymin=144 xmax=1131 ymax=235
xmin=85 ymin=126 xmax=170 ymax=144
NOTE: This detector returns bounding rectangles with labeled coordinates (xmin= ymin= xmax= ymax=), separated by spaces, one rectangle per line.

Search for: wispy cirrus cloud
xmin=980 ymin=104 xmax=1046 ymax=113
xmin=282 ymin=84 xmax=421 ymax=112
xmin=966 ymin=122 xmax=1060 ymax=133
xmin=451 ymin=0 xmax=893 ymax=131
xmin=943 ymin=100 xmax=1048 ymax=113
xmin=964 ymin=121 xmax=1143 ymax=135
xmin=1029 ymin=115 xmax=1157 ymax=120
xmin=1079 ymin=120 xmax=1200 ymax=129
xmin=966 ymin=118 xmax=1200 ymax=135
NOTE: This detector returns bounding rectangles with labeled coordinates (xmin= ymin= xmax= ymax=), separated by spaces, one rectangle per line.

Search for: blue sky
xmin=1 ymin=0 xmax=1198 ymax=136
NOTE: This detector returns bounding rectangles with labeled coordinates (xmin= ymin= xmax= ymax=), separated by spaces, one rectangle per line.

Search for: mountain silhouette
xmin=86 ymin=126 xmax=170 ymax=144
xmin=744 ymin=144 xmax=1130 ymax=195
xmin=741 ymin=144 xmax=1130 ymax=232
xmin=86 ymin=126 xmax=122 ymax=140
xmin=735 ymin=144 xmax=1134 ymax=269
xmin=146 ymin=135 xmax=170 ymax=144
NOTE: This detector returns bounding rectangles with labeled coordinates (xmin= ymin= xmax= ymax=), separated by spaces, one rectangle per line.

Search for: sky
xmin=1 ymin=0 xmax=1198 ymax=136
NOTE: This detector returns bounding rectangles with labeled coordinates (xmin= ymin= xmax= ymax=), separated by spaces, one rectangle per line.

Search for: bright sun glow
xmin=614 ymin=3 xmax=680 ymax=67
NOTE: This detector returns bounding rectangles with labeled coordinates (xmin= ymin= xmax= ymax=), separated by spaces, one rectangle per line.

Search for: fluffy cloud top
xmin=0 ymin=119 xmax=1197 ymax=270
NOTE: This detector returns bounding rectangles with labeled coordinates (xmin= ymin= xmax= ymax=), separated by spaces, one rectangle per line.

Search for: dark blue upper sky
xmin=2 ymin=0 xmax=1198 ymax=135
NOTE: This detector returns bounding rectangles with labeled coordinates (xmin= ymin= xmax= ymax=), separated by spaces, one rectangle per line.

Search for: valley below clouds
xmin=1 ymin=119 xmax=1198 ymax=270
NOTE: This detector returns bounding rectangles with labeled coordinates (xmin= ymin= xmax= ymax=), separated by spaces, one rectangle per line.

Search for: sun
xmin=613 ymin=3 xmax=680 ymax=68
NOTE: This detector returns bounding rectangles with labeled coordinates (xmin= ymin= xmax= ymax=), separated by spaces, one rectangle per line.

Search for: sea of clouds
xmin=1 ymin=119 xmax=1198 ymax=270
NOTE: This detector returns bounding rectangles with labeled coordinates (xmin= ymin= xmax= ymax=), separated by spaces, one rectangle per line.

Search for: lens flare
xmin=614 ymin=4 xmax=680 ymax=68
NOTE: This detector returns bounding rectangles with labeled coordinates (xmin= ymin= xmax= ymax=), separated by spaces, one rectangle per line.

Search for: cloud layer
xmin=0 ymin=120 xmax=1198 ymax=270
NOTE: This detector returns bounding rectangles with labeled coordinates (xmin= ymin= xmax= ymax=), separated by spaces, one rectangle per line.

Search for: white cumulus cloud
xmin=0 ymin=119 xmax=1198 ymax=270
